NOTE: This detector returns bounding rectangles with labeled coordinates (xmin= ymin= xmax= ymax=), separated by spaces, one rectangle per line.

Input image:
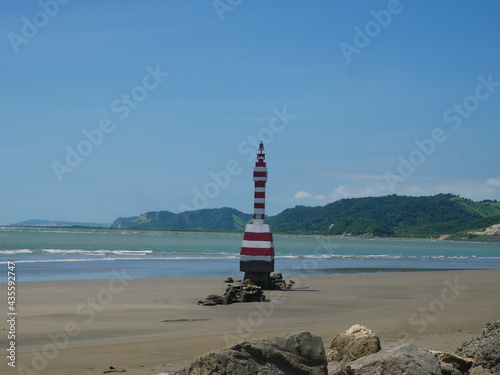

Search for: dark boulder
xmin=198 ymin=279 xmax=266 ymax=306
xmin=470 ymin=367 xmax=495 ymax=375
xmin=175 ymin=331 xmax=328 ymax=375
xmin=456 ymin=321 xmax=500 ymax=375
xmin=197 ymin=294 xmax=225 ymax=306
xmin=271 ymin=273 xmax=285 ymax=289
xmin=346 ymin=343 xmax=441 ymax=375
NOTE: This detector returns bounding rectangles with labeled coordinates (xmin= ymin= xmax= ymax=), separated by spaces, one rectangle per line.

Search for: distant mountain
xmin=111 ymin=194 xmax=500 ymax=239
xmin=11 ymin=219 xmax=111 ymax=227
xmin=112 ymin=207 xmax=253 ymax=231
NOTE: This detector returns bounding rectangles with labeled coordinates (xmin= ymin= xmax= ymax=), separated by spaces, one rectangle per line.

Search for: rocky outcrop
xmin=456 ymin=321 xmax=500 ymax=375
xmin=470 ymin=367 xmax=495 ymax=375
xmin=427 ymin=350 xmax=474 ymax=375
xmin=271 ymin=273 xmax=286 ymax=289
xmin=172 ymin=322 xmax=499 ymax=375
xmin=327 ymin=324 xmax=381 ymax=374
xmin=175 ymin=331 xmax=328 ymax=375
xmin=346 ymin=343 xmax=442 ymax=375
xmin=440 ymin=361 xmax=463 ymax=375
xmin=198 ymin=279 xmax=266 ymax=306
xmin=198 ymin=294 xmax=225 ymax=306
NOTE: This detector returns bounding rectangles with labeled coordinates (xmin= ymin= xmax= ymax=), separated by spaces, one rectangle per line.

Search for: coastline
xmin=2 ymin=269 xmax=499 ymax=375
xmin=5 ymin=224 xmax=500 ymax=242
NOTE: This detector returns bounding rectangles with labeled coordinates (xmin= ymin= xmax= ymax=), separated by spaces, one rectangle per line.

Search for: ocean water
xmin=1 ymin=226 xmax=500 ymax=281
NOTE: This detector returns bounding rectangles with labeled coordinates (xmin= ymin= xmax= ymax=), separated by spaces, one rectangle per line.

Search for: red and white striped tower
xmin=240 ymin=141 xmax=275 ymax=288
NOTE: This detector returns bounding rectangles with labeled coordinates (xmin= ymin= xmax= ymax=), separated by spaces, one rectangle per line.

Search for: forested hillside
xmin=269 ymin=194 xmax=500 ymax=237
xmin=112 ymin=207 xmax=252 ymax=231
xmin=112 ymin=194 xmax=500 ymax=239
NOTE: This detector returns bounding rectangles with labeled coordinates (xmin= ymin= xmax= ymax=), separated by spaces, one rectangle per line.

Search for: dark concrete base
xmin=240 ymin=260 xmax=274 ymax=273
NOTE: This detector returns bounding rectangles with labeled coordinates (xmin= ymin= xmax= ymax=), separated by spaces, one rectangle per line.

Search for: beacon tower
xmin=240 ymin=142 xmax=275 ymax=289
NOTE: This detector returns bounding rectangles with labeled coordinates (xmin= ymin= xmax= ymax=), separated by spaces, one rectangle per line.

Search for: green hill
xmin=268 ymin=194 xmax=500 ymax=238
xmin=112 ymin=207 xmax=252 ymax=231
xmin=111 ymin=194 xmax=500 ymax=239
xmin=451 ymin=197 xmax=500 ymax=217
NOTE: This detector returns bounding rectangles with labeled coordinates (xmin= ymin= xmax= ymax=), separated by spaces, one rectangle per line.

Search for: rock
xmin=175 ymin=331 xmax=328 ymax=375
xmin=456 ymin=321 xmax=500 ymax=357
xmin=224 ymin=277 xmax=234 ymax=283
xmin=239 ymin=279 xmax=266 ymax=302
xmin=197 ymin=294 xmax=225 ymax=306
xmin=327 ymin=324 xmax=381 ymax=372
xmin=346 ymin=343 xmax=441 ymax=375
xmin=271 ymin=273 xmax=286 ymax=289
xmin=198 ymin=280 xmax=266 ymax=306
xmin=470 ymin=366 xmax=494 ymax=375
xmin=456 ymin=321 xmax=500 ymax=375
xmin=327 ymin=361 xmax=343 ymax=375
xmin=440 ymin=361 xmax=463 ymax=375
xmin=427 ymin=350 xmax=473 ymax=374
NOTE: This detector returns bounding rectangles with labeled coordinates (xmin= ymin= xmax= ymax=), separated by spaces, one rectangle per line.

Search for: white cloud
xmin=344 ymin=173 xmax=387 ymax=181
xmin=329 ymin=185 xmax=351 ymax=200
xmin=294 ymin=190 xmax=312 ymax=199
xmin=486 ymin=177 xmax=500 ymax=187
xmin=293 ymin=191 xmax=327 ymax=201
xmin=431 ymin=179 xmax=500 ymax=200
xmin=295 ymin=177 xmax=499 ymax=206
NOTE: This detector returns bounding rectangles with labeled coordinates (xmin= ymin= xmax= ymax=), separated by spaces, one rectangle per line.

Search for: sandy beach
xmin=2 ymin=269 xmax=499 ymax=375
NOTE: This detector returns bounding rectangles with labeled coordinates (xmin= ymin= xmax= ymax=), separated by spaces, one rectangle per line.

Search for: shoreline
xmin=5 ymin=266 xmax=500 ymax=284
xmin=1 ymin=269 xmax=499 ymax=375
xmin=4 ymin=225 xmax=499 ymax=242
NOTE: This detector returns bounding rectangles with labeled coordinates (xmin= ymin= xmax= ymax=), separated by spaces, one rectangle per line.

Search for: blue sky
xmin=1 ymin=1 xmax=499 ymax=225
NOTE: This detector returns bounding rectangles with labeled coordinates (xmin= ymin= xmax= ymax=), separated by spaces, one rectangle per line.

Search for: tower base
xmin=243 ymin=272 xmax=274 ymax=290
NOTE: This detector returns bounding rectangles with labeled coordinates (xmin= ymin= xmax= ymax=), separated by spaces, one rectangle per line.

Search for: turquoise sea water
xmin=1 ymin=226 xmax=500 ymax=281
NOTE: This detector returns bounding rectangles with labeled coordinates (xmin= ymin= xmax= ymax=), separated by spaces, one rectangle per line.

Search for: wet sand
xmin=2 ymin=269 xmax=499 ymax=375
